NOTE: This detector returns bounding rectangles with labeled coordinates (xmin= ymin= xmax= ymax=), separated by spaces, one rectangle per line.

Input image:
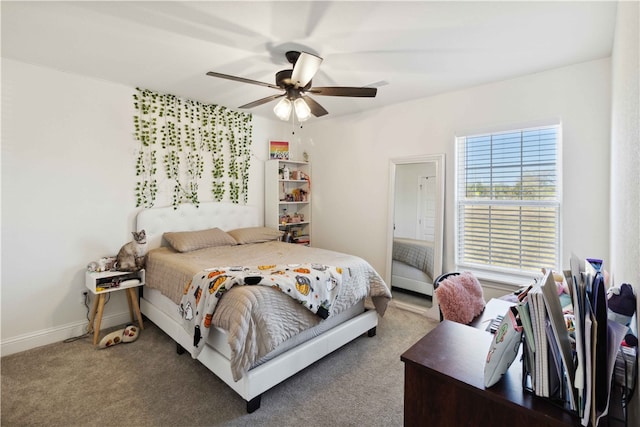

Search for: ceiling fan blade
xmin=238 ymin=93 xmax=284 ymax=109
xmin=206 ymin=71 xmax=281 ymax=90
xmin=301 ymin=96 xmax=328 ymax=117
xmin=307 ymin=86 xmax=377 ymax=97
xmin=291 ymin=52 xmax=323 ymax=88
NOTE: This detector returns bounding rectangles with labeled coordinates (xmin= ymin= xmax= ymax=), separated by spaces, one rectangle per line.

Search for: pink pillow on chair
xmin=435 ymin=272 xmax=486 ymax=324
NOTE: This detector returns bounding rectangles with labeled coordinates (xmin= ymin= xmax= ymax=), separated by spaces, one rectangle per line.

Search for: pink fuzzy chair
xmin=434 ymin=271 xmax=486 ymax=324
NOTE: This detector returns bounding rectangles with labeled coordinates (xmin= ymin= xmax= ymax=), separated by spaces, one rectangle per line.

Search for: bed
xmin=136 ymin=202 xmax=391 ymax=412
xmin=391 ymin=237 xmax=435 ymax=296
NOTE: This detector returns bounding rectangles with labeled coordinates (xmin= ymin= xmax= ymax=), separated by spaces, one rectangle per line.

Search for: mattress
xmin=392 ymin=238 xmax=435 ymax=279
xmin=392 ymin=259 xmax=432 ymax=282
xmin=391 ymin=260 xmax=434 ymax=296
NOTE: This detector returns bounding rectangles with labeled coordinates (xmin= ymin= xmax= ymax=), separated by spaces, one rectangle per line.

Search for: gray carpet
xmin=1 ymin=304 xmax=437 ymax=426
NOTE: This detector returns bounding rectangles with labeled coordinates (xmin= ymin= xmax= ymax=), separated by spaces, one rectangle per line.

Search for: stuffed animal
xmin=608 ymin=283 xmax=636 ymax=325
xmin=607 ymin=283 xmax=637 ymax=347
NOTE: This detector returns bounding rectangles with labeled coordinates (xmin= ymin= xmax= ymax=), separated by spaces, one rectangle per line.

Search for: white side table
xmin=85 ymin=270 xmax=145 ymax=346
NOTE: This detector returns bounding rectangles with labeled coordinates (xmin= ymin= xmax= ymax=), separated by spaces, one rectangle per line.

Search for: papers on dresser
xmin=568 ymin=254 xmax=629 ymax=427
xmin=518 ymin=257 xmax=629 ymax=427
xmin=594 ymin=320 xmax=627 ymax=426
xmin=540 ymin=270 xmax=577 ymax=411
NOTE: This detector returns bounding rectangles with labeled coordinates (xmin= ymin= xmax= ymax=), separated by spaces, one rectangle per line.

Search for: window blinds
xmin=456 ymin=125 xmax=560 ymax=274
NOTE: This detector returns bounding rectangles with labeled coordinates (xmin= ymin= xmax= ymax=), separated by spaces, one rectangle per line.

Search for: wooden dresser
xmin=400 ymin=298 xmax=626 ymax=427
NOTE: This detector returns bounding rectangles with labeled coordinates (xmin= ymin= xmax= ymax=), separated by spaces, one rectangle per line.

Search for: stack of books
xmin=519 ymin=271 xmax=576 ymax=407
xmin=294 ymin=235 xmax=310 ymax=245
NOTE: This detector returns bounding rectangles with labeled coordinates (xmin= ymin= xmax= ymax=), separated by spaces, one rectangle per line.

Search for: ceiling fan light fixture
xmin=294 ymin=98 xmax=311 ymax=122
xmin=291 ymin=52 xmax=323 ymax=88
xmin=273 ymin=98 xmax=292 ymax=121
xmin=206 ymin=51 xmax=376 ymax=121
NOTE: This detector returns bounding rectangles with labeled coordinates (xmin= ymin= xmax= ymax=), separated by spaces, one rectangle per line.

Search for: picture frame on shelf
xmin=269 ymin=140 xmax=289 ymax=160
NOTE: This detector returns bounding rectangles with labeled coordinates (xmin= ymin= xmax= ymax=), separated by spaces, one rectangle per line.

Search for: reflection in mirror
xmin=386 ymin=154 xmax=444 ymax=320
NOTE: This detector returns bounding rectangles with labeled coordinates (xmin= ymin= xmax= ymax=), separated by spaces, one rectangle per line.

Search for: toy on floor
xmin=98 ymin=324 xmax=140 ymax=349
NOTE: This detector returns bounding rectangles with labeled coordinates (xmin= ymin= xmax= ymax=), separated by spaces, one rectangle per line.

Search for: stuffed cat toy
xmin=116 ymin=230 xmax=147 ymax=272
xmin=607 ymin=283 xmax=638 ymax=347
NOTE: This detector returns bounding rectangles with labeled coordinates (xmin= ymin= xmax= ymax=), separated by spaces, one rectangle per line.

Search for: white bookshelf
xmin=265 ymin=159 xmax=311 ymax=245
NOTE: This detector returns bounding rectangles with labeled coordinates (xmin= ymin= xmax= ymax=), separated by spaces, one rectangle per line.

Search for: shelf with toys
xmin=265 ymin=159 xmax=311 ymax=245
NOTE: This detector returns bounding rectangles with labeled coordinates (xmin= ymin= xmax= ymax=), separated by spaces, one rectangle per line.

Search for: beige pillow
xmin=227 ymin=227 xmax=284 ymax=244
xmin=163 ymin=228 xmax=237 ymax=252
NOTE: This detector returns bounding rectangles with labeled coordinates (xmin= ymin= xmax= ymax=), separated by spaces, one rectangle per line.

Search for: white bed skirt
xmin=140 ymin=288 xmax=377 ymax=405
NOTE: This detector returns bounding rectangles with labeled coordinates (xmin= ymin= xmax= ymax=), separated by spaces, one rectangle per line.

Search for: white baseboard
xmin=0 ymin=311 xmax=133 ymax=357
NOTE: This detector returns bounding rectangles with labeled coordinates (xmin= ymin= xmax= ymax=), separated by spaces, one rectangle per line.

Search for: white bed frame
xmin=136 ymin=202 xmax=378 ymax=412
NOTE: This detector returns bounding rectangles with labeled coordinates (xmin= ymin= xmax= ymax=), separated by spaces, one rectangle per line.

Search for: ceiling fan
xmin=206 ymin=51 xmax=377 ymax=121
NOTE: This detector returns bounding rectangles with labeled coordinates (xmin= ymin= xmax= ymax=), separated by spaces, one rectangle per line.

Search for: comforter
xmin=180 ymin=263 xmax=343 ymax=356
xmin=145 ymin=241 xmax=391 ymax=380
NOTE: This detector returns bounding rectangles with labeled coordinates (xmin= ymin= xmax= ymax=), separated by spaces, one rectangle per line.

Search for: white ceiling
xmin=1 ymin=1 xmax=618 ymax=121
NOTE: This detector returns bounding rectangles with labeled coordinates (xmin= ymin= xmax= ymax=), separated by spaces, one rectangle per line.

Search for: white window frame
xmin=455 ymin=124 xmax=562 ymax=284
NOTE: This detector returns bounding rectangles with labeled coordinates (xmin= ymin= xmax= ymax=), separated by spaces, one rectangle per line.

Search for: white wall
xmin=303 ymin=58 xmax=612 ymax=293
xmin=610 ymin=1 xmax=640 ymax=290
xmin=610 ymin=1 xmax=640 ymax=422
xmin=0 ymin=59 xmax=282 ymax=355
xmin=0 ymin=56 xmax=616 ymax=355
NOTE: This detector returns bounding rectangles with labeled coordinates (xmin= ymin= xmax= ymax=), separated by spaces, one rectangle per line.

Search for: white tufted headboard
xmin=136 ymin=202 xmax=262 ymax=250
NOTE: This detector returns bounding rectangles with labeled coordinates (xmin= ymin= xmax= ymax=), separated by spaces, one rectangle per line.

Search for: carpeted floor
xmin=1 ymin=304 xmax=437 ymax=426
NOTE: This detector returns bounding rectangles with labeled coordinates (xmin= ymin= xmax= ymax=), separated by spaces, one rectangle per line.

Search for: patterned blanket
xmin=179 ymin=263 xmax=343 ymax=358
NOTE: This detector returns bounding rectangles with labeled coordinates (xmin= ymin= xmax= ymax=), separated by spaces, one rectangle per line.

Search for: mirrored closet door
xmin=386 ymin=154 xmax=444 ymax=319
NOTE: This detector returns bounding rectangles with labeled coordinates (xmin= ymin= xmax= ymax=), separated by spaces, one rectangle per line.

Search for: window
xmin=455 ymin=125 xmax=560 ymax=277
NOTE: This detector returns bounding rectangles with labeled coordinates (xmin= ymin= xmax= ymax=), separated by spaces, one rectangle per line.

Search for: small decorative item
xmin=101 ymin=256 xmax=118 ymax=271
xmin=303 ymin=151 xmax=309 ymax=162
xmin=87 ymin=256 xmax=118 ymax=272
xmin=283 ymin=165 xmax=290 ymax=180
xmin=270 ymin=140 xmax=289 ymax=159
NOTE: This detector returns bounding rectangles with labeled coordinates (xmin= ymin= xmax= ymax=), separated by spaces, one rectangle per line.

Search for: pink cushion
xmin=435 ymin=272 xmax=486 ymax=324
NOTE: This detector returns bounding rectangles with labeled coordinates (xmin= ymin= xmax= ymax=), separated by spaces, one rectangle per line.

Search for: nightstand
xmin=85 ymin=270 xmax=145 ymax=346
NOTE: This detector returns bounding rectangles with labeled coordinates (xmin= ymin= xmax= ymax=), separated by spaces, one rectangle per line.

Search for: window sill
xmin=455 ymin=266 xmax=536 ymax=290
